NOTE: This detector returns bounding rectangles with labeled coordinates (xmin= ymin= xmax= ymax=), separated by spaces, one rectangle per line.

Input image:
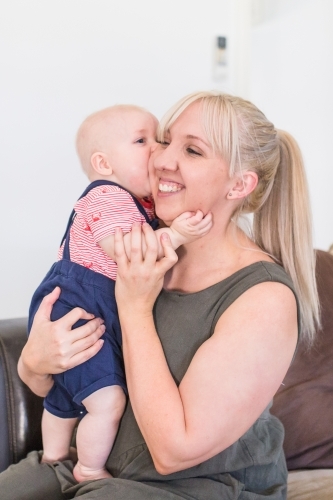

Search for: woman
xmin=0 ymin=91 xmax=319 ymax=499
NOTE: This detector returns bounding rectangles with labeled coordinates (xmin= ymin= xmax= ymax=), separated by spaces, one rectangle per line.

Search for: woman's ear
xmin=228 ymin=171 xmax=258 ymax=199
xmin=90 ymin=152 xmax=113 ymax=176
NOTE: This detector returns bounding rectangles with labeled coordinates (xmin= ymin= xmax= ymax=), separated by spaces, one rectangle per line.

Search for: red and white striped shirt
xmin=58 ymin=185 xmax=155 ymax=280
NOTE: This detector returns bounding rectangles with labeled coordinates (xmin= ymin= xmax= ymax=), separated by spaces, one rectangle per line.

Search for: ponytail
xmin=253 ymin=130 xmax=320 ymax=344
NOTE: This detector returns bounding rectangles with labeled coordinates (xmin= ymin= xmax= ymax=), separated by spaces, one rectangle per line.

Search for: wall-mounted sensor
xmin=213 ymin=36 xmax=228 ymax=81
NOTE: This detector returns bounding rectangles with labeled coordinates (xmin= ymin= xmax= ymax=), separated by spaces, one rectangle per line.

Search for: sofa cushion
xmin=287 ymin=469 xmax=333 ymax=500
xmin=271 ymin=250 xmax=333 ymax=470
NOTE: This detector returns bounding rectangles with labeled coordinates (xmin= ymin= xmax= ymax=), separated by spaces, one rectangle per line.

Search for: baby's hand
xmin=169 ymin=210 xmax=213 ymax=247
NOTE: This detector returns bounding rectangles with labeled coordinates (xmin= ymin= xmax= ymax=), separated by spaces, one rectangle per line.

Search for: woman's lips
xmin=158 ymin=180 xmax=183 ymax=193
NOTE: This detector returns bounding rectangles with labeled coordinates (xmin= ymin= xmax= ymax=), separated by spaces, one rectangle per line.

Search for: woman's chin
xmin=155 ymin=207 xmax=177 ymax=227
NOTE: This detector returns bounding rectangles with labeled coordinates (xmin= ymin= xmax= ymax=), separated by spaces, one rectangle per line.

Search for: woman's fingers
xmin=116 ymin=222 xmax=175 ymax=271
xmin=37 ymin=286 xmax=62 ymax=321
xmin=34 ymin=287 xmax=96 ymax=331
xmin=54 ymin=311 xmax=105 ymax=367
xmin=28 ymin=287 xmax=105 ymax=372
xmin=141 ymin=223 xmax=159 ymax=265
xmin=115 ymin=223 xmax=159 ymax=267
xmin=48 ymin=317 xmax=105 ymax=372
xmin=66 ymin=337 xmax=105 ymax=370
xmin=129 ymin=222 xmax=145 ymax=263
xmin=158 ymin=232 xmax=179 ymax=272
xmin=70 ymin=317 xmax=105 ymax=346
xmin=60 ymin=305 xmax=95 ymax=331
xmin=114 ymin=227 xmax=129 ymax=270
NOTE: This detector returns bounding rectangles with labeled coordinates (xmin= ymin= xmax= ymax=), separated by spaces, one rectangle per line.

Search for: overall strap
xmin=61 ymin=180 xmax=158 ymax=260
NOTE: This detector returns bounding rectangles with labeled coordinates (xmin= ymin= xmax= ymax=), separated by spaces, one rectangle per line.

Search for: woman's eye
xmin=156 ymin=140 xmax=170 ymax=146
xmin=187 ymin=147 xmax=201 ymax=156
xmin=136 ymin=138 xmax=145 ymax=144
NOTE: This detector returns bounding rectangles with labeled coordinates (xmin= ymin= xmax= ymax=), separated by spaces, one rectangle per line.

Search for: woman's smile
xmin=158 ymin=180 xmax=183 ymax=194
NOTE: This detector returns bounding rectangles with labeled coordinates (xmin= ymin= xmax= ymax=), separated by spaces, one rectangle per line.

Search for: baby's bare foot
xmin=73 ymin=462 xmax=112 ymax=482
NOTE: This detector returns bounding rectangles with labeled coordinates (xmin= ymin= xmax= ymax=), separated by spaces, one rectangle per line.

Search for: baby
xmin=28 ymin=105 xmax=212 ymax=483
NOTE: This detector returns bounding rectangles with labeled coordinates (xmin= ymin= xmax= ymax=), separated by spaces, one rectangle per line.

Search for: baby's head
xmin=76 ymin=105 xmax=158 ymax=199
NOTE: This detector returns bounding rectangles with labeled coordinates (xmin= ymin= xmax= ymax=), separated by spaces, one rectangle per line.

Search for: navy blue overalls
xmin=28 ymin=180 xmax=158 ymax=419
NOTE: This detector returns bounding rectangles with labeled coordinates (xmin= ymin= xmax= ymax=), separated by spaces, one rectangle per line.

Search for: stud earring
xmin=228 ymin=192 xmax=233 ymax=197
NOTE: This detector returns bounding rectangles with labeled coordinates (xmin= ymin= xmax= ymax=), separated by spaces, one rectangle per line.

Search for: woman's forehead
xmin=165 ymin=102 xmax=204 ymax=135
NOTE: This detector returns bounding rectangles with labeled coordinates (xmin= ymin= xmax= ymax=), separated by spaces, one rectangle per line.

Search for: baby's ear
xmin=90 ymin=152 xmax=113 ymax=176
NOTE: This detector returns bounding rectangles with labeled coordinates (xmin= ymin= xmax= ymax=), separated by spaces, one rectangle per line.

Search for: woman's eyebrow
xmin=186 ymin=134 xmax=210 ymax=147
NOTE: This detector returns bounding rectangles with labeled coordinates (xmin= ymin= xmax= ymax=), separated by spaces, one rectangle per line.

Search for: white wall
xmin=0 ymin=0 xmax=233 ymax=318
xmin=249 ymin=0 xmax=333 ymax=251
xmin=1 ymin=1 xmax=332 ymax=319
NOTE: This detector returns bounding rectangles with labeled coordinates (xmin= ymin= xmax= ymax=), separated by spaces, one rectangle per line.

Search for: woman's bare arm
xmin=18 ymin=287 xmax=106 ymax=397
xmin=115 ymin=223 xmax=298 ymax=475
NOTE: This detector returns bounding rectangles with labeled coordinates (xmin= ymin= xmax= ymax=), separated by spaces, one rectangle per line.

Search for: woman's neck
xmin=164 ymin=222 xmax=272 ymax=293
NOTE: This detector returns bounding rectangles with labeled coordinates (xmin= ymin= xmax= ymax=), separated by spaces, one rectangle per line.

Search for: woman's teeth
xmin=159 ymin=183 xmax=182 ymax=192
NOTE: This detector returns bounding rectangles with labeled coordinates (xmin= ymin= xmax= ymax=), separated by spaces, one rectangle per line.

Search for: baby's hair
xmin=76 ymin=104 xmax=153 ymax=175
xmin=159 ymin=91 xmax=320 ymax=344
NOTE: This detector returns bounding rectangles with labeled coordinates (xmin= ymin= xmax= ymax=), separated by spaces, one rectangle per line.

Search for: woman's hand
xmin=114 ymin=222 xmax=178 ymax=317
xmin=18 ymin=287 xmax=105 ymax=396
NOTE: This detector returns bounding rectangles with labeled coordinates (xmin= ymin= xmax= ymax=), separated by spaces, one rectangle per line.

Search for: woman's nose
xmin=153 ymin=145 xmax=178 ymax=171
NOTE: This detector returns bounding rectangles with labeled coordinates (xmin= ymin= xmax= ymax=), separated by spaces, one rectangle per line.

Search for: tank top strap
xmin=60 ymin=180 xmax=158 ymax=261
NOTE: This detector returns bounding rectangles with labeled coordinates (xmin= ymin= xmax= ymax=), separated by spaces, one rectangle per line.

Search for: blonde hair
xmin=158 ymin=91 xmax=320 ymax=344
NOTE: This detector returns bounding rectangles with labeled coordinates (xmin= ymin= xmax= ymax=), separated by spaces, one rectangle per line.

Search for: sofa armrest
xmin=0 ymin=318 xmax=43 ymax=473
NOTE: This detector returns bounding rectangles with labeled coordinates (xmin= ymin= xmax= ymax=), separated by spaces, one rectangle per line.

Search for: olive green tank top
xmin=106 ymin=262 xmax=298 ymax=499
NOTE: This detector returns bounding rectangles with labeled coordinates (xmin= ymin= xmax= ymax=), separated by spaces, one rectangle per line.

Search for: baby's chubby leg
xmin=41 ymin=409 xmax=78 ymax=463
xmin=73 ymin=385 xmax=126 ymax=483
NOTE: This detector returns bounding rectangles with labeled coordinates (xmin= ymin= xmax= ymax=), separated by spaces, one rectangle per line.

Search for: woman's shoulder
xmin=226 ymin=259 xmax=298 ymax=312
xmin=164 ymin=260 xmax=294 ymax=298
xmin=230 ymin=260 xmax=294 ymax=288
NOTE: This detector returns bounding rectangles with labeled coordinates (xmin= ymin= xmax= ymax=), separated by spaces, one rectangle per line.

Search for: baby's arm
xmin=98 ymin=211 xmax=212 ymax=262
xmin=98 ymin=233 xmax=131 ymax=261
xmin=155 ymin=210 xmax=212 ymax=255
